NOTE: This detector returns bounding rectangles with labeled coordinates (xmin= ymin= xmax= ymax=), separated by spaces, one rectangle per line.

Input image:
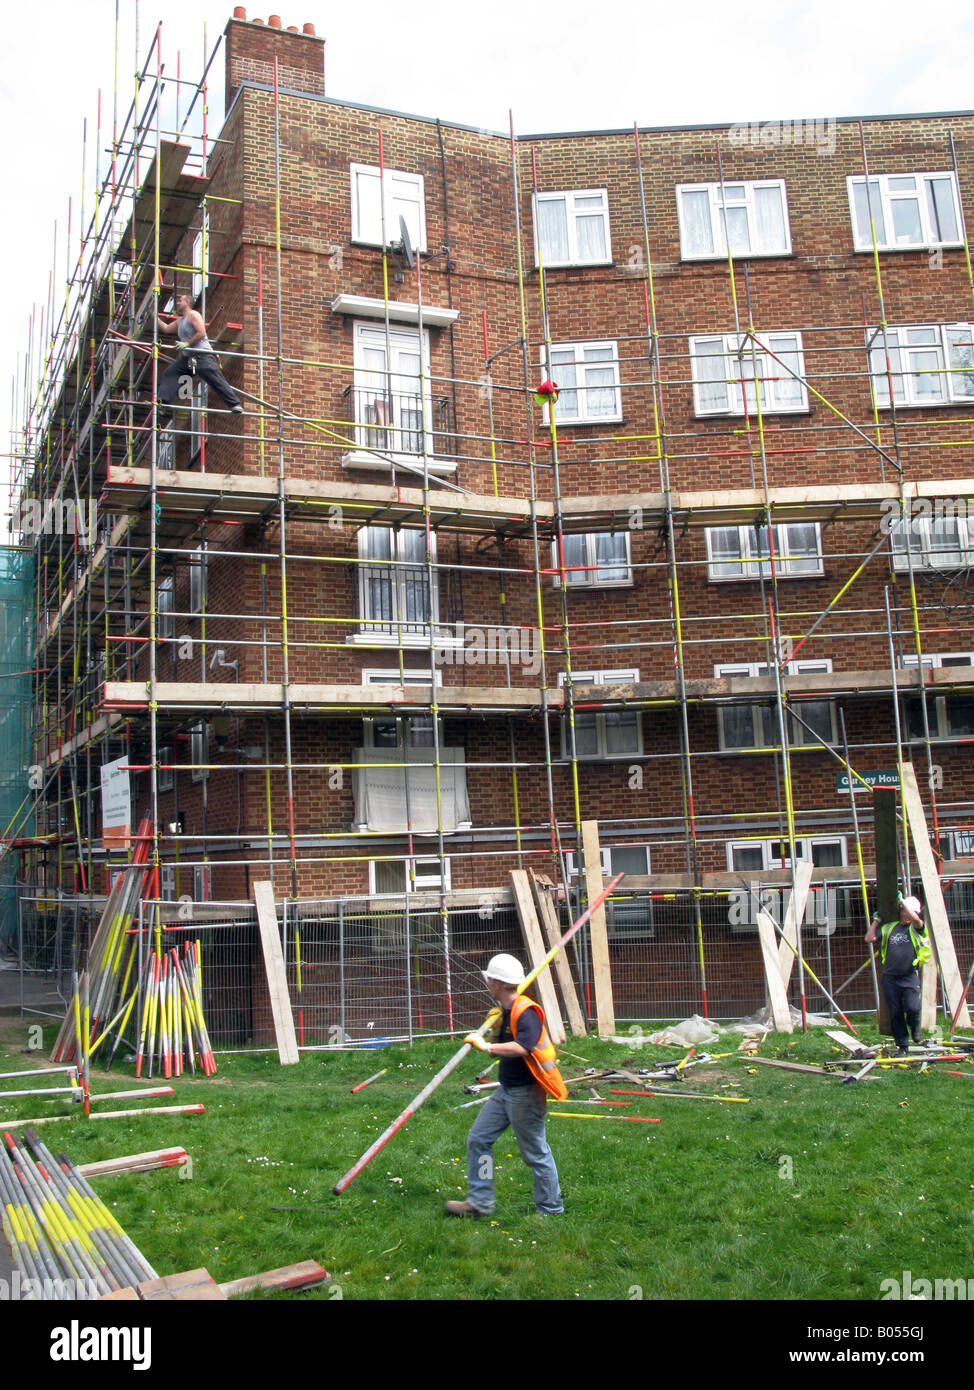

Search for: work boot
xmin=895 ymin=1046 xmax=910 ymax=1057
xmin=444 ymin=1199 xmax=481 ymax=1218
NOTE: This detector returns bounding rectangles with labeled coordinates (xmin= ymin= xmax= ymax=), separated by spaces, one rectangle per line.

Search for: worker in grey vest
xmin=157 ymin=292 xmax=243 ymax=413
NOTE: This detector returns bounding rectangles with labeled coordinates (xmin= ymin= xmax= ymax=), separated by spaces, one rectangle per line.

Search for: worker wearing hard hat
xmin=445 ymin=953 xmax=566 ymax=1219
xmin=865 ymin=894 xmax=932 ymax=1055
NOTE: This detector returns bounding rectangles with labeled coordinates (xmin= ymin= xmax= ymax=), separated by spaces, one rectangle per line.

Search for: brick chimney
xmin=225 ymin=11 xmax=325 ymax=110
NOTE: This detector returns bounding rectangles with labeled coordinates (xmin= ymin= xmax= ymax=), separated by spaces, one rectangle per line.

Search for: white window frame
xmin=558 ymin=668 xmax=643 ymax=760
xmin=725 ymin=836 xmax=848 ymax=934
xmin=676 ymin=180 xmax=792 ymax=260
xmin=715 ymin=659 xmax=837 ymax=751
xmin=564 ymin=843 xmax=654 ymax=939
xmin=354 ymin=527 xmax=441 ymax=647
xmin=362 ymin=668 xmax=442 ymax=750
xmin=552 ymin=531 xmax=632 ymax=589
xmin=189 ymin=547 xmax=206 ymax=615
xmin=901 ymin=652 xmax=974 ymax=741
xmin=543 ymin=341 xmax=622 ymax=425
xmin=191 ymin=228 xmax=208 ymax=300
xmin=190 ymin=722 xmax=207 ymax=784
xmin=348 ymin=321 xmax=436 ymax=465
xmin=848 ymin=172 xmax=963 ymax=252
xmin=160 ymin=864 xmax=176 ymax=902
xmin=689 ymin=332 xmax=808 ymax=416
xmin=158 ymin=745 xmax=174 ymax=794
xmin=350 ymin=163 xmax=427 ymax=253
xmin=889 ymin=512 xmax=974 ymax=572
xmin=868 ymin=323 xmax=974 ymax=409
xmin=533 ymin=189 xmax=612 ymax=268
xmin=368 ymin=854 xmax=451 ymax=896
xmin=705 ymin=522 xmax=823 ymax=581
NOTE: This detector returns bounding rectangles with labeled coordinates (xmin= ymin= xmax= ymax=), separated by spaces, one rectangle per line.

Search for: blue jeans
xmin=466 ymin=1083 xmax=563 ymax=1215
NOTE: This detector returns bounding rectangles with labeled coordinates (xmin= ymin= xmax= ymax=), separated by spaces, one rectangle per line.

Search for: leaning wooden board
xmin=509 ymin=870 xmax=566 ymax=1044
xmin=252 ymin=881 xmax=300 ymax=1065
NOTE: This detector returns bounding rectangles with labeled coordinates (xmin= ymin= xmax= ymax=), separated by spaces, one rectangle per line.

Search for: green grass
xmin=1 ymin=1016 xmax=970 ymax=1301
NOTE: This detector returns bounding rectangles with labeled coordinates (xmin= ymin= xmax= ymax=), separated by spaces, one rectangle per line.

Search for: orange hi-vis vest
xmin=509 ymin=996 xmax=568 ymax=1101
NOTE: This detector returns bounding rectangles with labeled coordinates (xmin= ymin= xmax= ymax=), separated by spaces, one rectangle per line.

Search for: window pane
xmin=594 ymin=532 xmax=628 ymax=583
xmin=769 ymin=334 xmax=803 ymax=408
xmin=562 ymin=533 xmax=587 ymax=585
xmin=575 ymin=215 xmax=607 ymax=262
xmin=947 ymin=327 xmax=974 ymax=398
xmin=946 ymin=697 xmax=974 ymax=736
xmin=612 ymin=845 xmax=649 ymax=875
xmin=781 ymin=523 xmax=820 ymax=574
xmin=891 ymin=196 xmax=923 ymax=245
xmin=731 ymin=844 xmax=764 ymax=871
xmin=853 ymin=179 xmax=886 ymax=246
xmin=909 ymin=347 xmax=945 ymax=401
xmin=693 ymin=338 xmax=729 ymax=412
xmin=929 ymin=517 xmax=964 ymax=566
xmin=811 ymin=840 xmax=843 ymax=867
xmin=791 ymin=700 xmax=832 ymax=746
xmin=538 ymin=198 xmax=570 ymax=262
xmin=573 ymin=713 xmax=600 ymax=757
xmin=722 ymin=205 xmax=750 ymax=255
xmin=754 ymin=185 xmax=787 ymax=252
xmin=584 ymin=366 xmax=617 ymax=418
xmin=926 ymin=177 xmax=959 ymax=243
xmin=721 ymin=705 xmax=756 ymax=748
xmin=681 ymin=189 xmax=714 ymax=256
xmin=709 ymin=526 xmax=744 ymax=578
xmin=604 ymin=710 xmax=639 ymax=754
xmin=373 ymin=859 xmax=406 ymax=894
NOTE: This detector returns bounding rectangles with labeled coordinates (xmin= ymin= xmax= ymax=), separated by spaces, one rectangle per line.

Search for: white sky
xmin=4 ymin=0 xmax=974 ymax=512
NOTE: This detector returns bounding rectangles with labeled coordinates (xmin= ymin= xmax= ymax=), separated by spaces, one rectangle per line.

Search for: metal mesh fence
xmin=13 ymin=878 xmax=974 ymax=1048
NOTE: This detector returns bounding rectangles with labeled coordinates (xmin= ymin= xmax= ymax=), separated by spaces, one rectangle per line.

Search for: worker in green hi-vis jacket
xmin=865 ymin=894 xmax=932 ymax=1055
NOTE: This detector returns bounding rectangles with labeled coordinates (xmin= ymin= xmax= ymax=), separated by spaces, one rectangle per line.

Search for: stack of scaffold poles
xmin=0 ymin=1129 xmax=158 ymax=1298
xmin=48 ymin=818 xmax=217 ymax=1084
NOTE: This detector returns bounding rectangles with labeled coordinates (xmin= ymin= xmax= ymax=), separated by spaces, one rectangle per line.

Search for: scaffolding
xmin=7 ymin=14 xmax=974 ymax=1040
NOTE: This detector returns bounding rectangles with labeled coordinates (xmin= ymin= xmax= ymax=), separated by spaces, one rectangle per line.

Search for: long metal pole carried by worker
xmin=333 ymin=874 xmax=624 ymax=1195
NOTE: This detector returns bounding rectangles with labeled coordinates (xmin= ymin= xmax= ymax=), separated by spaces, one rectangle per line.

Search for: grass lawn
xmin=0 ymin=1013 xmax=970 ymax=1303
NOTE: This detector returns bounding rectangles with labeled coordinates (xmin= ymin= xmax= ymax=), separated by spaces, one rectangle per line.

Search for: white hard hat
xmin=899 ymin=894 xmax=924 ymax=923
xmin=483 ymin=953 xmax=525 ymax=986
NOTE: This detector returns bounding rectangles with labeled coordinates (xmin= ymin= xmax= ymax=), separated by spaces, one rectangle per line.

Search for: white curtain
xmin=353 ymin=747 xmax=470 ymax=832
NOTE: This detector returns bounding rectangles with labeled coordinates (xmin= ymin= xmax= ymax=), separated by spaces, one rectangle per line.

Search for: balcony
xmin=340 ymin=384 xmax=457 ymax=475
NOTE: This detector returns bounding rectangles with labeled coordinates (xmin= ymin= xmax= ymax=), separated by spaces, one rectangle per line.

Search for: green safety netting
xmin=0 ymin=547 xmax=34 ymax=953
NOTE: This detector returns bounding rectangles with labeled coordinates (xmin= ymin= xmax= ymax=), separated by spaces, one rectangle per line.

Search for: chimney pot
xmin=232 ymin=5 xmax=246 ymax=18
xmin=302 ymin=21 xmax=316 ymax=33
xmin=253 ymin=15 xmax=264 ymax=22
xmin=268 ymin=13 xmax=282 ymax=26
xmin=287 ymin=24 xmax=298 ymax=31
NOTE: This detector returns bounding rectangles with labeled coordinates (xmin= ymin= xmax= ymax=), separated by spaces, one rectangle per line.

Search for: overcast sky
xmin=4 ymin=0 xmax=974 ymax=512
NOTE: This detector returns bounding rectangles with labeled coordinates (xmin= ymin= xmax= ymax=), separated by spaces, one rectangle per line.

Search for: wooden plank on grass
xmin=220 ymin=1260 xmax=331 ymax=1297
xmin=530 ymin=873 xmax=587 ymax=1037
xmin=509 ymin=871 xmax=566 ymax=1045
xmin=826 ymin=1029 xmax=868 ymax=1055
xmin=138 ymin=1268 xmax=227 ymax=1301
xmin=749 ymin=1057 xmax=834 ymax=1076
xmin=777 ymin=859 xmax=814 ymax=990
xmin=756 ymin=912 xmax=794 ymax=1032
xmin=78 ymin=1148 xmax=189 ymax=1179
xmin=900 ymin=764 xmax=972 ymax=1029
xmin=252 ymin=881 xmax=300 ymax=1065
xmin=581 ymin=822 xmax=615 ymax=1036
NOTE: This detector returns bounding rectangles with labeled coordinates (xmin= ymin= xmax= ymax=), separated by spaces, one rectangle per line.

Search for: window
xmin=350 ymin=322 xmax=434 ymax=462
xmin=726 ymin=836 xmax=848 ymax=934
xmin=189 ymin=381 xmax=207 ymax=459
xmin=901 ymin=652 xmax=974 ymax=741
xmin=190 ymin=723 xmax=207 ymax=784
xmin=189 ymin=548 xmax=206 ymax=614
xmin=544 ymin=341 xmax=622 ymax=424
xmin=534 ymin=189 xmax=611 ymax=267
xmin=890 ymin=513 xmax=974 ymax=571
xmin=362 ymin=669 xmax=439 ymax=749
xmin=677 ymin=180 xmax=791 ymax=259
xmin=715 ymin=659 xmax=836 ymax=751
xmin=191 ymin=229 xmax=208 ymax=300
xmin=565 ymin=843 xmax=653 ymax=938
xmin=868 ymin=323 xmax=974 ymax=408
xmin=160 ymin=864 xmax=176 ymax=902
xmin=369 ymin=854 xmax=450 ymax=896
xmin=690 ymin=332 xmax=808 ymax=416
xmin=158 ymin=577 xmax=175 ymax=640
xmin=158 ymin=746 xmax=174 ymax=794
xmin=706 ymin=523 xmax=823 ymax=580
xmin=356 ymin=527 xmax=438 ymax=644
xmin=558 ymin=669 xmax=642 ymax=759
xmin=553 ymin=532 xmax=632 ymax=588
xmin=350 ymin=163 xmax=426 ymax=252
xmin=193 ymin=864 xmax=211 ymax=902
xmin=158 ymin=426 xmax=175 ymax=470
xmin=848 ymin=172 xmax=962 ymax=252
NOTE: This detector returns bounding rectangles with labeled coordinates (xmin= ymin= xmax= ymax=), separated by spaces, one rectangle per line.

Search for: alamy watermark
xmin=879 ymin=497 xmax=972 ymax=534
xmin=12 ymin=497 xmax=98 ymax=545
xmin=434 ymin=622 xmax=541 ymax=678
xmin=880 ymin=1269 xmax=974 ymax=1300
xmin=728 ymin=117 xmax=836 ymax=157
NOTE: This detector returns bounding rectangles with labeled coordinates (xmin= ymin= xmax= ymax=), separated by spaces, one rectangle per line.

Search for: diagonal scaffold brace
xmin=332 ymin=874 xmax=624 ymax=1195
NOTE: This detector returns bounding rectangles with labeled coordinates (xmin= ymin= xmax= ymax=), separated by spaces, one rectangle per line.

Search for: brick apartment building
xmin=18 ymin=10 xmax=974 ymax=1024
